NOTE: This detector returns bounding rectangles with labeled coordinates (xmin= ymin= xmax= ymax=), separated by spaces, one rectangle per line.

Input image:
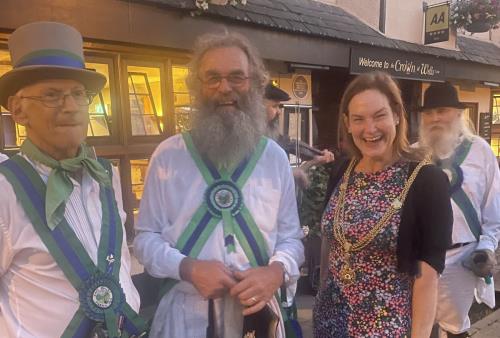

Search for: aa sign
xmin=424 ymin=2 xmax=450 ymax=45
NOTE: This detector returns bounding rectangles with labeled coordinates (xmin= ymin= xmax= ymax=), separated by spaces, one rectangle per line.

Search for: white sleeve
xmin=476 ymin=144 xmax=500 ymax=252
xmin=0 ymin=153 xmax=8 ymax=163
xmin=0 ymin=217 xmax=13 ymax=278
xmin=0 ymin=178 xmax=14 ymax=277
xmin=268 ymin=151 xmax=305 ymax=285
xmin=132 ymin=150 xmax=186 ymax=280
xmin=111 ymin=165 xmax=127 ymax=230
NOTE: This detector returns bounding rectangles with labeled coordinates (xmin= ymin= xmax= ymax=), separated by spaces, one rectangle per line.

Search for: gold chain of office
xmin=333 ymin=158 xmax=430 ymax=285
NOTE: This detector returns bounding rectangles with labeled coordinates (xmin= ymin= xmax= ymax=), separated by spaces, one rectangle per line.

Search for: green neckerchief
xmin=20 ymin=139 xmax=111 ymax=230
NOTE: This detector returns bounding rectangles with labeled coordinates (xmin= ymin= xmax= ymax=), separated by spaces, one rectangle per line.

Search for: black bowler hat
xmin=265 ymin=83 xmax=290 ymax=101
xmin=417 ymin=82 xmax=465 ymax=112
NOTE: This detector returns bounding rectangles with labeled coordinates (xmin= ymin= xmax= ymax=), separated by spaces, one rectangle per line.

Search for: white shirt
xmin=0 ymin=155 xmax=140 ymax=338
xmin=438 ymin=136 xmax=500 ymax=305
xmin=0 ymin=153 xmax=8 ymax=163
xmin=134 ymin=134 xmax=304 ymax=338
xmin=447 ymin=136 xmax=500 ymax=252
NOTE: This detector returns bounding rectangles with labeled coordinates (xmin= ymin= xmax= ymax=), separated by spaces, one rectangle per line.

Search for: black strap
xmin=206 ymin=299 xmax=215 ymax=338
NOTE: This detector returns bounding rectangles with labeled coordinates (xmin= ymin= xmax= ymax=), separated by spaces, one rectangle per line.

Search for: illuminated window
xmin=172 ymin=66 xmax=193 ymax=133
xmin=85 ymin=62 xmax=112 ymax=137
xmin=493 ymin=93 xmax=500 ymax=125
xmin=491 ymin=137 xmax=500 ymax=157
xmin=0 ymin=50 xmax=26 ymax=148
xmin=130 ymin=159 xmax=149 ymax=221
xmin=127 ymin=66 xmax=163 ymax=136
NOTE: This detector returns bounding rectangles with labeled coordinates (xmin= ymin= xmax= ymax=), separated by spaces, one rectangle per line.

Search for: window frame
xmin=121 ymin=58 xmax=169 ymax=144
xmin=84 ymin=54 xmax=120 ymax=145
xmin=171 ymin=62 xmax=194 ymax=134
xmin=491 ymin=90 xmax=500 ymax=125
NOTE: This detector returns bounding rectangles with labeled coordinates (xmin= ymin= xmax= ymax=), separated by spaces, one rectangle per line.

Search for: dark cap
xmin=264 ymin=83 xmax=290 ymax=102
xmin=417 ymin=82 xmax=465 ymax=112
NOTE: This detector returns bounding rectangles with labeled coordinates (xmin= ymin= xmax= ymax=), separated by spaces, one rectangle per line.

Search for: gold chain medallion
xmin=332 ymin=159 xmax=429 ymax=285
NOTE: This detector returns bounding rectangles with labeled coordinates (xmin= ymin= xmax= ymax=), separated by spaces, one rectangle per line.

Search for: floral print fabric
xmin=313 ymin=161 xmax=413 ymax=338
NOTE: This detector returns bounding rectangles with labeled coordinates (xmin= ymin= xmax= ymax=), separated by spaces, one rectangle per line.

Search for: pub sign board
xmin=478 ymin=112 xmax=492 ymax=144
xmin=350 ymin=47 xmax=446 ymax=82
xmin=424 ymin=2 xmax=450 ymax=45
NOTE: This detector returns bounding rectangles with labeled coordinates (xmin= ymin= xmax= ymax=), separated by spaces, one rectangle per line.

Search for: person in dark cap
xmin=264 ymin=83 xmax=291 ymax=140
xmin=0 ymin=21 xmax=147 ymax=337
xmin=264 ymin=83 xmax=334 ymax=188
xmin=417 ymin=82 xmax=500 ymax=338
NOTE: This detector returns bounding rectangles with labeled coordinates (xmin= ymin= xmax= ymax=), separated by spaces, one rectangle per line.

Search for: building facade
xmin=0 ymin=0 xmax=499 ymax=238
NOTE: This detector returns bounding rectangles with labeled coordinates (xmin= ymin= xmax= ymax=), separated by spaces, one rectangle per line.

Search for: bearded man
xmin=417 ymin=82 xmax=500 ymax=338
xmin=263 ymin=82 xmax=334 ymax=188
xmin=133 ymin=33 xmax=304 ymax=338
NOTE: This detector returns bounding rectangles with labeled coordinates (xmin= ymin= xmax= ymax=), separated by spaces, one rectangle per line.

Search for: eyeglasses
xmin=20 ymin=90 xmax=97 ymax=108
xmin=199 ymin=74 xmax=249 ymax=89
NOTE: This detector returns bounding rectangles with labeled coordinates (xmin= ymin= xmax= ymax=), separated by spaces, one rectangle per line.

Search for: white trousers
xmin=149 ymin=281 xmax=285 ymax=338
xmin=436 ymin=243 xmax=495 ymax=336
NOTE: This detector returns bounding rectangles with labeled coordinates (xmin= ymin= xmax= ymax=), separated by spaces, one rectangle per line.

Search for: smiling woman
xmin=313 ymin=71 xmax=453 ymax=338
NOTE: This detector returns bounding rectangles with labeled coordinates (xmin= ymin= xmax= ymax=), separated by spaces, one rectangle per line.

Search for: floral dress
xmin=313 ymin=161 xmax=413 ymax=338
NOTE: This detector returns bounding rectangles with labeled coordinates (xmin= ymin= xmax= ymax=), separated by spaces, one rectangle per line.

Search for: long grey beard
xmin=418 ymin=119 xmax=462 ymax=159
xmin=191 ymin=96 xmax=266 ymax=169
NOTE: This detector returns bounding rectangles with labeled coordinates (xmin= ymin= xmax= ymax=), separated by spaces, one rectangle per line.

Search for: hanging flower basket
xmin=195 ymin=0 xmax=247 ymax=11
xmin=466 ymin=20 xmax=492 ymax=32
xmin=450 ymin=0 xmax=500 ymax=33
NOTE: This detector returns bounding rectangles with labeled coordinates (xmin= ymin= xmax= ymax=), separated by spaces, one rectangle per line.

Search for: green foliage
xmin=299 ymin=164 xmax=332 ymax=237
xmin=451 ymin=0 xmax=500 ymax=30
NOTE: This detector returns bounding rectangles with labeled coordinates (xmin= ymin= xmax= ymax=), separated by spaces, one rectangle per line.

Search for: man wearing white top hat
xmin=0 ymin=22 xmax=146 ymax=337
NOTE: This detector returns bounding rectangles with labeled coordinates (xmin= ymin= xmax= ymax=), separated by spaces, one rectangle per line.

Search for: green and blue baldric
xmin=437 ymin=138 xmax=481 ymax=240
xmin=159 ymin=132 xmax=271 ymax=297
xmin=0 ymin=155 xmax=147 ymax=338
xmin=158 ymin=133 xmax=296 ymax=337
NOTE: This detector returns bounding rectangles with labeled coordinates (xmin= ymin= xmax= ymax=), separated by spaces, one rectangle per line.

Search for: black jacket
xmin=324 ymin=158 xmax=453 ymax=275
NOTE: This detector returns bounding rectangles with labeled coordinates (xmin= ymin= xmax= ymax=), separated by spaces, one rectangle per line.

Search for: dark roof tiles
xmin=130 ymin=0 xmax=500 ymax=67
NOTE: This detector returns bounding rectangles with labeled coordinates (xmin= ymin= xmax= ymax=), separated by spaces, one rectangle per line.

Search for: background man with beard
xmin=134 ymin=33 xmax=304 ymax=338
xmin=264 ymin=83 xmax=334 ymax=188
xmin=417 ymin=82 xmax=500 ymax=338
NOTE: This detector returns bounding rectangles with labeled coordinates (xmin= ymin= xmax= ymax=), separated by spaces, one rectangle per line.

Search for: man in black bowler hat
xmin=417 ymin=82 xmax=500 ymax=338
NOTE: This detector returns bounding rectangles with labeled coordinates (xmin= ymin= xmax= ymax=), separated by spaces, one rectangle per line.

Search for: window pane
xmin=0 ymin=50 xmax=25 ymax=148
xmin=491 ymin=137 xmax=499 ymax=157
xmin=127 ymin=66 xmax=163 ymax=136
xmin=492 ymin=94 xmax=500 ymax=125
xmin=172 ymin=67 xmax=189 ymax=92
xmin=172 ymin=65 xmax=192 ymax=134
xmin=86 ymin=62 xmax=112 ymax=137
xmin=130 ymin=158 xmax=149 ymax=223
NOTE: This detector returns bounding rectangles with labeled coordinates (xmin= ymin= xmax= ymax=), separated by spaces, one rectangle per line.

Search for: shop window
xmin=0 ymin=53 xmax=113 ymax=147
xmin=85 ymin=62 xmax=112 ymax=137
xmin=491 ymin=137 xmax=500 ymax=157
xmin=0 ymin=50 xmax=25 ymax=148
xmin=172 ymin=66 xmax=193 ymax=133
xmin=127 ymin=66 xmax=163 ymax=136
xmin=130 ymin=158 xmax=149 ymax=220
xmin=462 ymin=102 xmax=478 ymax=133
xmin=493 ymin=93 xmax=500 ymax=125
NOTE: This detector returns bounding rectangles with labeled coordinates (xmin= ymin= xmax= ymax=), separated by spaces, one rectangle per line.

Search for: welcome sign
xmin=350 ymin=47 xmax=446 ymax=81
